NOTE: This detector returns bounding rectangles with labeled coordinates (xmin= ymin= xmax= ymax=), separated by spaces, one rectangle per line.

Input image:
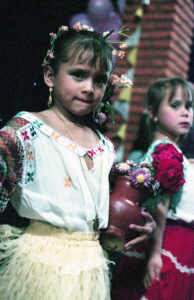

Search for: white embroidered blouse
xmin=0 ymin=112 xmax=115 ymax=232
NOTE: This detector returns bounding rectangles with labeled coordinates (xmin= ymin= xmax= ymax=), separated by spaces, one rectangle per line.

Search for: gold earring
xmin=48 ymin=87 xmax=53 ymax=108
xmin=154 ymin=116 xmax=158 ymax=122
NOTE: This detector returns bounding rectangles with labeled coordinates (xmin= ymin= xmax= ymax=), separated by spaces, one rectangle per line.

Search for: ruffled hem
xmin=0 ymin=221 xmax=111 ymax=300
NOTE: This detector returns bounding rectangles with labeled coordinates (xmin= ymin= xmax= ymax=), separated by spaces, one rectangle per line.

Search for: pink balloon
xmin=87 ymin=0 xmax=114 ymax=22
xmin=69 ymin=13 xmax=93 ymax=28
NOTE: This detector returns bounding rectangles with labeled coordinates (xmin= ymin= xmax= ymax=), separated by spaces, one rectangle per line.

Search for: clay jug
xmin=100 ymin=175 xmax=144 ymax=252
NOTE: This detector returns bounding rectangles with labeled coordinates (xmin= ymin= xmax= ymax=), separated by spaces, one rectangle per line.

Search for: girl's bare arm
xmin=143 ymin=199 xmax=170 ymax=288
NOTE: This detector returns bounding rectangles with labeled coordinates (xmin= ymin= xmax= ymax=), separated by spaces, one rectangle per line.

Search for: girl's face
xmin=49 ymin=55 xmax=111 ymax=117
xmin=155 ymin=85 xmax=193 ymax=140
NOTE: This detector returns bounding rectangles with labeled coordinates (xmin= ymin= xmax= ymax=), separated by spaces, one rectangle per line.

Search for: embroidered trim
xmin=162 ymin=249 xmax=194 ymax=275
xmin=19 ymin=124 xmax=38 ymax=184
xmin=16 ymin=112 xmax=115 ymax=157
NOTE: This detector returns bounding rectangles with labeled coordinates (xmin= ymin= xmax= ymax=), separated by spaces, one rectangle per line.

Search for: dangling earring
xmin=48 ymin=87 xmax=53 ymax=108
xmin=154 ymin=117 xmax=158 ymax=122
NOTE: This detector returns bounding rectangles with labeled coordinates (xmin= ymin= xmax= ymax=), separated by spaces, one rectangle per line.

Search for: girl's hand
xmin=143 ymin=252 xmax=163 ymax=289
xmin=124 ymin=212 xmax=156 ymax=250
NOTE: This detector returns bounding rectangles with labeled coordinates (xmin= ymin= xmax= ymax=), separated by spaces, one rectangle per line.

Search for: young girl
xmin=0 ymin=25 xmax=154 ymax=300
xmin=112 ymin=77 xmax=194 ymax=300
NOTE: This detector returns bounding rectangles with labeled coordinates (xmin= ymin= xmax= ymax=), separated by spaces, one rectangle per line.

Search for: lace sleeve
xmin=0 ymin=119 xmax=25 ymax=212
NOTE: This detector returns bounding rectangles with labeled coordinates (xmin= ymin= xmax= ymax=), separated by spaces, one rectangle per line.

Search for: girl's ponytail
xmin=132 ymin=110 xmax=156 ymax=154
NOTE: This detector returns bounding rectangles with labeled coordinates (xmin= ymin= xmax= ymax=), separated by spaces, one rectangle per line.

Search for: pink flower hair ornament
xmin=42 ymin=23 xmax=132 ymax=67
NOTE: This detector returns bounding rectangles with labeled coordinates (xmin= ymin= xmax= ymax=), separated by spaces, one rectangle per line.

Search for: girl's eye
xmin=71 ymin=71 xmax=85 ymax=79
xmin=170 ymin=102 xmax=180 ymax=109
xmin=95 ymin=76 xmax=107 ymax=86
xmin=185 ymin=102 xmax=193 ymax=110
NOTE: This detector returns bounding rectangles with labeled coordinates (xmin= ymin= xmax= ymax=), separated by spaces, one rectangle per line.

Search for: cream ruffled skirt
xmin=0 ymin=221 xmax=111 ymax=300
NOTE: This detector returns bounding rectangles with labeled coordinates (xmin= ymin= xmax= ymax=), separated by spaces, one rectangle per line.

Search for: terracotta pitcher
xmin=100 ymin=175 xmax=144 ymax=252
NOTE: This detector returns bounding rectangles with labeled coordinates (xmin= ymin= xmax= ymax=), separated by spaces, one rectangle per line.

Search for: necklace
xmin=52 ymin=107 xmax=102 ymax=231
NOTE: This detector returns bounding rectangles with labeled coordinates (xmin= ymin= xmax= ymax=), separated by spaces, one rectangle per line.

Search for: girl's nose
xmin=82 ymin=79 xmax=94 ymax=94
xmin=181 ymin=107 xmax=190 ymax=118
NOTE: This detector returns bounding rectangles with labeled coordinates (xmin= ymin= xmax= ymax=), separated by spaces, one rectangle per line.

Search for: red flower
xmin=154 ymin=159 xmax=185 ymax=194
xmin=152 ymin=143 xmax=183 ymax=167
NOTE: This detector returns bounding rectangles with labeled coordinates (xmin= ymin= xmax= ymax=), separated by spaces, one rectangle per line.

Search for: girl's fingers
xmin=129 ymin=223 xmax=153 ymax=234
xmin=123 ymin=234 xmax=147 ymax=251
xmin=144 ymin=268 xmax=157 ymax=289
xmin=144 ymin=263 xmax=161 ymax=288
xmin=155 ymin=266 xmax=161 ymax=280
xmin=142 ymin=212 xmax=156 ymax=230
xmin=143 ymin=273 xmax=153 ymax=289
xmin=123 ymin=213 xmax=156 ymax=251
xmin=129 ymin=212 xmax=156 ymax=234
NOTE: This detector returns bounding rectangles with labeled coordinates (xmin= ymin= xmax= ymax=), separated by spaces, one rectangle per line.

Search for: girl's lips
xmin=75 ymin=98 xmax=92 ymax=104
xmin=179 ymin=122 xmax=190 ymax=128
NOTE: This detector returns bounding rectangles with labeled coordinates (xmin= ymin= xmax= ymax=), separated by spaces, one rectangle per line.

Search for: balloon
xmin=69 ymin=13 xmax=93 ymax=28
xmin=108 ymin=12 xmax=122 ymax=29
xmin=87 ymin=0 xmax=114 ymax=22
xmin=117 ymin=0 xmax=126 ymax=15
xmin=95 ymin=12 xmax=122 ymax=41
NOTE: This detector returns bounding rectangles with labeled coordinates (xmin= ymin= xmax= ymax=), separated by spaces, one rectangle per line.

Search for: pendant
xmin=93 ymin=216 xmax=100 ymax=231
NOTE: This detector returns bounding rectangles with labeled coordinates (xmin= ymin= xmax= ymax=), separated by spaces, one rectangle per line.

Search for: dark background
xmin=0 ymin=0 xmax=193 ymax=125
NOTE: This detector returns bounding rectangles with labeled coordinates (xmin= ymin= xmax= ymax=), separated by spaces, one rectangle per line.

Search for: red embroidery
xmin=21 ymin=130 xmax=30 ymax=140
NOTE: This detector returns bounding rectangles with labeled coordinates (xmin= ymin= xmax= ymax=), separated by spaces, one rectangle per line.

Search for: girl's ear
xmin=43 ymin=66 xmax=55 ymax=88
xmin=147 ymin=106 xmax=158 ymax=122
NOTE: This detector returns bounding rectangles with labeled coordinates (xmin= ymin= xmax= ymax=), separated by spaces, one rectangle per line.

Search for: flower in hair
xmin=112 ymin=49 xmax=118 ymax=57
xmin=42 ymin=24 xmax=132 ymax=68
xmin=118 ymin=51 xmax=125 ymax=59
xmin=94 ymin=112 xmax=107 ymax=124
xmin=109 ymin=74 xmax=133 ymax=88
xmin=81 ymin=24 xmax=94 ymax=31
xmin=109 ymin=74 xmax=120 ymax=85
xmin=60 ymin=26 xmax=69 ymax=31
xmin=73 ymin=22 xmax=94 ymax=32
xmin=119 ymin=43 xmax=129 ymax=49
xmin=73 ymin=22 xmax=82 ymax=30
xmin=119 ymin=75 xmax=133 ymax=87
xmin=47 ymin=50 xmax=55 ymax=59
xmin=111 ymin=49 xmax=125 ymax=59
xmin=103 ymin=31 xmax=110 ymax=37
xmin=49 ymin=32 xmax=56 ymax=39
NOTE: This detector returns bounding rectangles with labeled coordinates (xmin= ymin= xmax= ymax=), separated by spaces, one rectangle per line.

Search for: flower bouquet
xmin=100 ymin=143 xmax=185 ymax=252
xmin=135 ymin=143 xmax=185 ymax=211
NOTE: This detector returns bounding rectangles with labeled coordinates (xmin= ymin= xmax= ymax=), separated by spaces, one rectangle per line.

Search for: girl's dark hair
xmin=132 ymin=77 xmax=192 ymax=153
xmin=49 ymin=29 xmax=113 ymax=74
